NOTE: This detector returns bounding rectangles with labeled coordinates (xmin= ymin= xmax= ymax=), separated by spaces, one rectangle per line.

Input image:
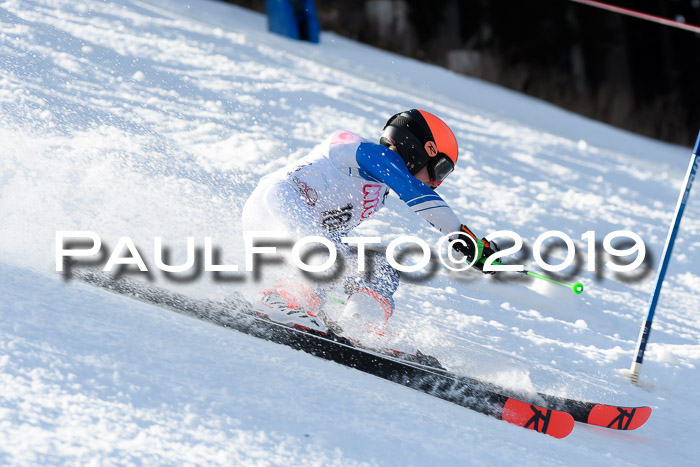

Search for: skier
xmin=241 ymin=109 xmax=499 ymax=344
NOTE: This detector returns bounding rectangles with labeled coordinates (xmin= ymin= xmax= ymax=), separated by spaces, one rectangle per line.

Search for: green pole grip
xmin=484 ymin=259 xmax=584 ymax=295
xmin=526 ymin=271 xmax=584 ymax=294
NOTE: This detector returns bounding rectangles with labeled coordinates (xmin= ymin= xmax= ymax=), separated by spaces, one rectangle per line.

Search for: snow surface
xmin=1 ymin=0 xmax=699 ymax=464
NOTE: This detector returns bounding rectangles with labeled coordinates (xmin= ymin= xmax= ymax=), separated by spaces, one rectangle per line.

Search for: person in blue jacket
xmin=242 ymin=109 xmax=498 ymax=344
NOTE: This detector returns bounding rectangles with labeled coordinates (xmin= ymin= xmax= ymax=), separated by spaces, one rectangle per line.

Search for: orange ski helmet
xmin=380 ymin=109 xmax=458 ymax=186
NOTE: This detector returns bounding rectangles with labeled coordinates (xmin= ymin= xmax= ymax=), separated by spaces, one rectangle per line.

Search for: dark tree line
xmin=223 ymin=0 xmax=700 ymax=147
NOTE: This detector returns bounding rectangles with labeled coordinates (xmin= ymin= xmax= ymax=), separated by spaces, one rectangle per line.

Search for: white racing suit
xmin=242 ymin=130 xmax=462 ymax=337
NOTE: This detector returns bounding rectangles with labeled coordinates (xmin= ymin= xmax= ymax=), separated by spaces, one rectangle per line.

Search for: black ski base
xmin=75 ymin=270 xmax=513 ymax=419
xmin=73 ymin=270 xmax=649 ymax=433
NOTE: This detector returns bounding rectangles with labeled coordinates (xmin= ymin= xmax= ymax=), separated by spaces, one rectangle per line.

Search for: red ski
xmin=75 ymin=270 xmax=650 ymax=440
xmin=535 ymin=393 xmax=652 ymax=431
xmin=502 ymin=398 xmax=575 ymax=439
xmin=587 ymin=404 xmax=652 ymax=430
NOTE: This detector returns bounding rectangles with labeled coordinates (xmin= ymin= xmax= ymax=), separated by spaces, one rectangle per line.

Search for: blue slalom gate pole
xmin=630 ymin=131 xmax=700 ymax=383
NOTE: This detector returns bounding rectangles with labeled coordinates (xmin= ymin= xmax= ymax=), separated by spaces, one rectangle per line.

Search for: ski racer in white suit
xmin=242 ymin=109 xmax=498 ymax=343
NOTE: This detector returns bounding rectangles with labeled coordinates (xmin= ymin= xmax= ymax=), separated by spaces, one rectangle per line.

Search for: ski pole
xmin=629 ymin=130 xmax=700 ymax=384
xmin=328 ymin=295 xmax=347 ymax=305
xmin=482 ymin=258 xmax=584 ymax=295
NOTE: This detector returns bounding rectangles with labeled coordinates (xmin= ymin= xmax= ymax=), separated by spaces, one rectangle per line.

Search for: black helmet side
xmin=380 ymin=109 xmax=458 ymax=185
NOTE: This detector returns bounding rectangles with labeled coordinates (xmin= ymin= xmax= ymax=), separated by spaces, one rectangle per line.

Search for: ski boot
xmin=253 ymin=285 xmax=327 ymax=334
xmin=336 ymin=288 xmax=394 ymax=349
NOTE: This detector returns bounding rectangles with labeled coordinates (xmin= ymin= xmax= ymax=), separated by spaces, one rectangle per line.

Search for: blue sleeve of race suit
xmin=355 ymin=142 xmax=462 ymax=234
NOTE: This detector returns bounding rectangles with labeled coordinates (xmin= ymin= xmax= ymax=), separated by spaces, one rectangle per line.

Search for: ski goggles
xmin=427 ymin=153 xmax=455 ymax=185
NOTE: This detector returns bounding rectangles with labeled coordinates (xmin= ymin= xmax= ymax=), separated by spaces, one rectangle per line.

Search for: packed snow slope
xmin=1 ymin=0 xmax=699 ymax=464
